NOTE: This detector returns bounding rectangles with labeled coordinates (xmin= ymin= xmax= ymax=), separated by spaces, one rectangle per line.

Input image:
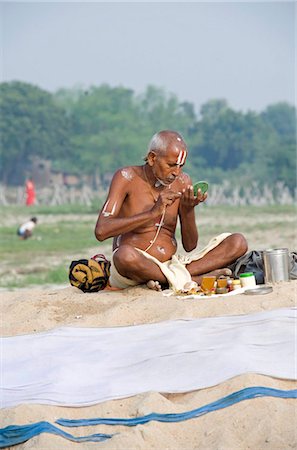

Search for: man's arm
xmin=178 ymin=174 xmax=207 ymax=252
xmin=95 ymin=169 xmax=162 ymax=241
xmin=95 ymin=169 xmax=152 ymax=241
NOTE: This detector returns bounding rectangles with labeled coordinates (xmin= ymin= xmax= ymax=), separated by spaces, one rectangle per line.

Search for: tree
xmin=1 ymin=80 xmax=295 ymax=192
xmin=62 ymin=84 xmax=146 ymax=182
xmin=259 ymin=103 xmax=296 ymax=191
xmin=0 ymin=81 xmax=71 ymax=185
xmin=190 ymin=100 xmax=256 ymax=171
xmin=261 ymin=102 xmax=296 ymax=138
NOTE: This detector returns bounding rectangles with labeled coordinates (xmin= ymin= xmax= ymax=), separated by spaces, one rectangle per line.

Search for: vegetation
xmin=0 ymin=204 xmax=295 ymax=289
xmin=1 ymin=82 xmax=295 ymax=289
xmin=0 ymin=205 xmax=112 ymax=289
xmin=0 ymin=82 xmax=71 ymax=185
xmin=1 ymin=81 xmax=296 ymax=193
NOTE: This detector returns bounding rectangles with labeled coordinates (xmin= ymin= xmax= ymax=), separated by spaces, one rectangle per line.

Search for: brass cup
xmin=201 ymin=276 xmax=216 ymax=295
xmin=217 ymin=278 xmax=228 ymax=288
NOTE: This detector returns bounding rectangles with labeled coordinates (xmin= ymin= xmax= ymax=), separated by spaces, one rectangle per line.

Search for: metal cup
xmin=263 ymin=248 xmax=290 ymax=283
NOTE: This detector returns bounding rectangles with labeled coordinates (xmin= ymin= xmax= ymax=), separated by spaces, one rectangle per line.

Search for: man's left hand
xmin=180 ymin=185 xmax=207 ymax=208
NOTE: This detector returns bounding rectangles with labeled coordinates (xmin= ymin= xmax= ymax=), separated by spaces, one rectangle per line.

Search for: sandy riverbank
xmin=0 ymin=281 xmax=296 ymax=449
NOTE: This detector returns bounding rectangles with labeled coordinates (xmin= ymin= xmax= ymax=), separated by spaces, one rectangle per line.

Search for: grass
xmin=3 ymin=265 xmax=69 ymax=289
xmin=1 ymin=222 xmax=101 ymax=262
xmin=0 ymin=203 xmax=102 ymax=216
xmin=0 ymin=204 xmax=296 ymax=289
xmin=0 ymin=205 xmax=112 ymax=289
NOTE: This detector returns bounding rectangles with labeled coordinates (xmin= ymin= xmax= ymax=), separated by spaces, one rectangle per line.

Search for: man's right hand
xmin=153 ymin=188 xmax=182 ymax=214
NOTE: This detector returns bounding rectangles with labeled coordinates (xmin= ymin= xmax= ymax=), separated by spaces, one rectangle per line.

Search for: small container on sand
xmin=239 ymin=272 xmax=256 ymax=288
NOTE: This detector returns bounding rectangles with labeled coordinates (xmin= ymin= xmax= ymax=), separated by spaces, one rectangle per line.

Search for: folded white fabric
xmin=1 ymin=308 xmax=296 ymax=408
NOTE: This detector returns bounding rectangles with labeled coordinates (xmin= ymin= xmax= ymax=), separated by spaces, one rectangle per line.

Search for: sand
xmin=1 ymin=281 xmax=296 ymax=450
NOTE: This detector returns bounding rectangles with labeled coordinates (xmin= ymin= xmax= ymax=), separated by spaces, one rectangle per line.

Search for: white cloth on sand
xmin=1 ymin=307 xmax=295 ymax=408
xmin=109 ymin=232 xmax=231 ymax=290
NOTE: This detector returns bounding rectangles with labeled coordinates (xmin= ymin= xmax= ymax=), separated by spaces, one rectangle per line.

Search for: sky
xmin=1 ymin=1 xmax=295 ymax=113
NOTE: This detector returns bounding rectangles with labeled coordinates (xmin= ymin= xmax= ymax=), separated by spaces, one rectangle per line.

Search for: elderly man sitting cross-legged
xmin=95 ymin=130 xmax=247 ymax=291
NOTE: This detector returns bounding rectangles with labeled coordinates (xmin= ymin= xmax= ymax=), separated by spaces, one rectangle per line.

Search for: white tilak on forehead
xmin=176 ymin=150 xmax=187 ymax=166
xmin=102 ymin=199 xmax=117 ymax=217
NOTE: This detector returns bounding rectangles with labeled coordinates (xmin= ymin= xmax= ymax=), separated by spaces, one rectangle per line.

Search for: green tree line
xmin=0 ymin=81 xmax=296 ymax=191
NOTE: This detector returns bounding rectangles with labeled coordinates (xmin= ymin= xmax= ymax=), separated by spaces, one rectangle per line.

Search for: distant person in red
xmin=25 ymin=177 xmax=36 ymax=206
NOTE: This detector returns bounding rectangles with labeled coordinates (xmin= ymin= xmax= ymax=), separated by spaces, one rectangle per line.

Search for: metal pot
xmin=263 ymin=248 xmax=290 ymax=283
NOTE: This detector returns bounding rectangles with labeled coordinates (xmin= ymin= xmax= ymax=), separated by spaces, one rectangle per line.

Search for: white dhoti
xmin=109 ymin=233 xmax=231 ymax=291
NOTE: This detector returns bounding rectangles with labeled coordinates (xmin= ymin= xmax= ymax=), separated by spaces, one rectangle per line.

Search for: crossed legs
xmin=188 ymin=233 xmax=248 ymax=284
xmin=113 ymin=233 xmax=248 ymax=290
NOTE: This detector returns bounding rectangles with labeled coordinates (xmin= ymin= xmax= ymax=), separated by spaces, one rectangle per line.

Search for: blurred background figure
xmin=25 ymin=177 xmax=36 ymax=206
xmin=17 ymin=217 xmax=38 ymax=240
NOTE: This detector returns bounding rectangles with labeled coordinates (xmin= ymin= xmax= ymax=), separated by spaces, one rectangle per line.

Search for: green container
xmin=239 ymin=272 xmax=254 ymax=278
xmin=193 ymin=181 xmax=208 ymax=196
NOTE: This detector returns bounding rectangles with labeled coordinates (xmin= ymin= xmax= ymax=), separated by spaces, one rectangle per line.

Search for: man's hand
xmin=180 ymin=185 xmax=208 ymax=209
xmin=152 ymin=188 xmax=182 ymax=215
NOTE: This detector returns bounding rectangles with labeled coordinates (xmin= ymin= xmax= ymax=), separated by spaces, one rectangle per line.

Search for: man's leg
xmin=187 ymin=233 xmax=248 ymax=284
xmin=113 ymin=245 xmax=168 ymax=286
xmin=113 ymin=234 xmax=247 ymax=289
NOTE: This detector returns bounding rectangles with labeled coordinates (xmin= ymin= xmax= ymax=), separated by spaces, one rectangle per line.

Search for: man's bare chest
xmin=123 ymin=187 xmax=178 ymax=228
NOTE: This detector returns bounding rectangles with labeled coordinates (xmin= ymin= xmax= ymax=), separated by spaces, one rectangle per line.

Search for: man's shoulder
xmin=114 ymin=165 xmax=141 ymax=181
xmin=178 ymin=171 xmax=192 ymax=184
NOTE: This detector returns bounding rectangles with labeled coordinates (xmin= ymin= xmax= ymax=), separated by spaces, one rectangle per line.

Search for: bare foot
xmin=146 ymin=280 xmax=162 ymax=292
xmin=193 ymin=268 xmax=232 ymax=285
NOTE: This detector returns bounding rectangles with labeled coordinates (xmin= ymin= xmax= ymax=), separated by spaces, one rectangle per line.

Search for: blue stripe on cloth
xmin=57 ymin=386 xmax=297 ymax=427
xmin=1 ymin=387 xmax=295 ymax=448
xmin=0 ymin=421 xmax=113 ymax=449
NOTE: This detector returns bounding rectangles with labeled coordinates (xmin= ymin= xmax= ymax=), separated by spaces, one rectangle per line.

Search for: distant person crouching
xmin=17 ymin=217 xmax=38 ymax=240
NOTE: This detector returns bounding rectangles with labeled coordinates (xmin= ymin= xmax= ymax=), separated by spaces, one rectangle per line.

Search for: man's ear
xmin=147 ymin=151 xmax=157 ymax=166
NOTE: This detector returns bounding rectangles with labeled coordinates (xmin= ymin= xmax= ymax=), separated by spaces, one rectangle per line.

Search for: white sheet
xmin=1 ymin=308 xmax=296 ymax=408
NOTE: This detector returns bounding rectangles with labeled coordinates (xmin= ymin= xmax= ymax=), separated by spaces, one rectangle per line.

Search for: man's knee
xmin=229 ymin=233 xmax=248 ymax=257
xmin=113 ymin=245 xmax=139 ymax=271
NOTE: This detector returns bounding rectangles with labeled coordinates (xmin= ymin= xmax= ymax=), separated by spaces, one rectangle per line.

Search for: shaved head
xmin=145 ymin=130 xmax=187 ymax=160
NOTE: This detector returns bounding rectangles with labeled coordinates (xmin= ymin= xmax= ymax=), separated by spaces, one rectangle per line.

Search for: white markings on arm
xmin=102 ymin=199 xmax=117 ymax=217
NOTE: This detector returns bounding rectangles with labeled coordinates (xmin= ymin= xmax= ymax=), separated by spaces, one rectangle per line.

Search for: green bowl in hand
xmin=193 ymin=181 xmax=209 ymax=196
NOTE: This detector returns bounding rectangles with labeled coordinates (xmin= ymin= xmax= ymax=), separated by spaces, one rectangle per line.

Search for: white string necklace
xmin=143 ymin=165 xmax=158 ymax=202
